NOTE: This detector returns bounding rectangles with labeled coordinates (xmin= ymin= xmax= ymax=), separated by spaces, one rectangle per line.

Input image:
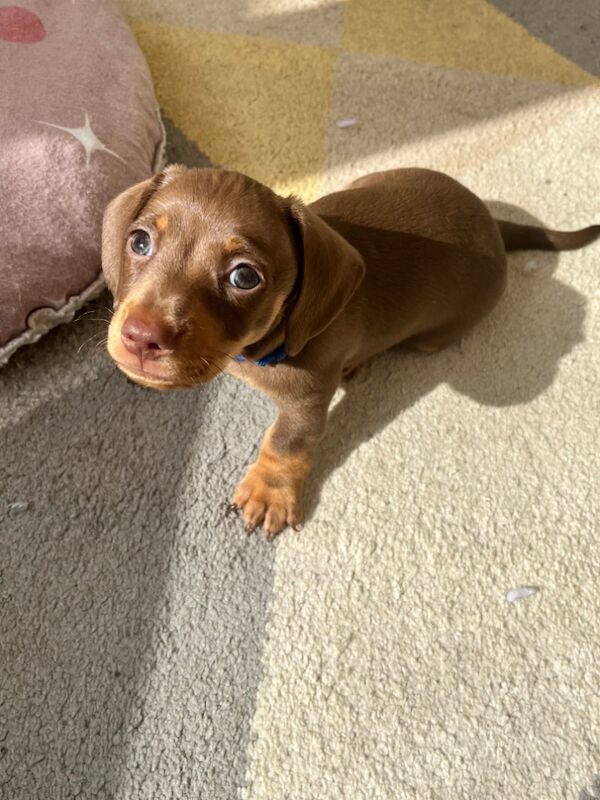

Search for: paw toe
xmin=264 ymin=506 xmax=287 ymax=538
xmin=243 ymin=500 xmax=266 ymax=530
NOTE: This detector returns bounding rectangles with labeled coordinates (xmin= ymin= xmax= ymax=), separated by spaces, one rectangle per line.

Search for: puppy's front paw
xmin=231 ymin=464 xmax=303 ymax=539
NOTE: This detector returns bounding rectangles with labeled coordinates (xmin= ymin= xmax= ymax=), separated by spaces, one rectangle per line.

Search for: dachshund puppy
xmin=102 ymin=166 xmax=598 ymax=537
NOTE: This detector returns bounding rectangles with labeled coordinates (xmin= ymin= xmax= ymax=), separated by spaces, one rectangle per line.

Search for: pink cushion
xmin=0 ymin=2 xmax=165 ymax=365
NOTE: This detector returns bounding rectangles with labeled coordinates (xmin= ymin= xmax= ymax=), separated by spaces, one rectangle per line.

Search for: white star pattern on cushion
xmin=38 ymin=112 xmax=125 ymax=167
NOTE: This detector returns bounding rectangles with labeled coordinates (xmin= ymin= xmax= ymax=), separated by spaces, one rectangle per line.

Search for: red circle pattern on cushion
xmin=0 ymin=6 xmax=46 ymax=43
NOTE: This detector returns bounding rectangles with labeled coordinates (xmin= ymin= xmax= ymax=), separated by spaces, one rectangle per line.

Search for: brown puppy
xmin=102 ymin=166 xmax=599 ymax=537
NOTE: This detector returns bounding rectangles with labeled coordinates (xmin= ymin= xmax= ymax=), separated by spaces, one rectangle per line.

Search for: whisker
xmin=205 ymin=346 xmax=238 ymax=363
xmin=77 ymin=331 xmax=105 ymax=354
xmin=194 ymin=367 xmax=221 ymax=382
xmin=200 ymin=358 xmax=224 ymax=381
xmin=74 ymin=309 xmax=103 ymax=322
xmin=161 ymin=350 xmax=230 ymax=386
xmin=74 ymin=314 xmax=111 ymax=325
xmin=179 ymin=355 xmax=224 ymax=383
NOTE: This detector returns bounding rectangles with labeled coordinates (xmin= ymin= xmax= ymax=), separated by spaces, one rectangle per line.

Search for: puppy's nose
xmin=120 ymin=316 xmax=177 ymax=359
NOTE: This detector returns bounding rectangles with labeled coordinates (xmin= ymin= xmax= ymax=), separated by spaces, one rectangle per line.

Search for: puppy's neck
xmin=238 ymin=319 xmax=287 ymax=364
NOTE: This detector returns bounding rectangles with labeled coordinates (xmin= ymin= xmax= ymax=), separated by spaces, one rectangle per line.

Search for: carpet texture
xmin=1 ymin=1 xmax=599 ymax=798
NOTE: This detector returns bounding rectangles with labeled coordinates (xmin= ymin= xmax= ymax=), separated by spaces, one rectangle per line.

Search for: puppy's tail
xmin=495 ymin=219 xmax=600 ymax=253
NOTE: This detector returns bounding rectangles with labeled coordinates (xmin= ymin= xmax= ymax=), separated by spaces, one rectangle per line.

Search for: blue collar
xmin=234 ymin=343 xmax=288 ymax=368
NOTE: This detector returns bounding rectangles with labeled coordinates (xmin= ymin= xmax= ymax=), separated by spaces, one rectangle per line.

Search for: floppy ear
xmin=101 ymin=176 xmax=158 ymax=296
xmin=101 ymin=167 xmax=186 ymax=296
xmin=285 ymin=199 xmax=365 ymax=357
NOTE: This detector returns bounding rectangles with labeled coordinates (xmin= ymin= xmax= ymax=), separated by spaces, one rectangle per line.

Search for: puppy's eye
xmin=229 ymin=265 xmax=260 ymax=290
xmin=130 ymin=230 xmax=152 ymax=257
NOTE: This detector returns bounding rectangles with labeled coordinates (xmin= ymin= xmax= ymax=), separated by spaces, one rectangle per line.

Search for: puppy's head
xmin=102 ymin=166 xmax=364 ymax=389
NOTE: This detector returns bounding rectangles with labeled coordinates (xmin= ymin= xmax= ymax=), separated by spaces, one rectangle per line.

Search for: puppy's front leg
xmin=231 ymin=393 xmax=332 ymax=538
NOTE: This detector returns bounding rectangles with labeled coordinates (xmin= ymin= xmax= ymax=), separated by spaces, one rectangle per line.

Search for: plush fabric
xmin=0 ymin=1 xmax=165 ymax=366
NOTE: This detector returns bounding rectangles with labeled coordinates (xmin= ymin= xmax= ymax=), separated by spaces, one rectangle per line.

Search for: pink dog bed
xmin=0 ymin=2 xmax=165 ymax=365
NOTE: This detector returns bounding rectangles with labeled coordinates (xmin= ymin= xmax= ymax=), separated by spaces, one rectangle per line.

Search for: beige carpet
xmin=2 ymin=1 xmax=599 ymax=798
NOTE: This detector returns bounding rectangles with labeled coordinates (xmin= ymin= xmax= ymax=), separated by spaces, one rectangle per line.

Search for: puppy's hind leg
xmin=403 ymin=324 xmax=465 ymax=354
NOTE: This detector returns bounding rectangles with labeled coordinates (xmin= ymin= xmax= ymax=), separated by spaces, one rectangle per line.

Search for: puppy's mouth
xmin=115 ymin=360 xmax=177 ymax=389
xmin=112 ymin=356 xmax=224 ymax=390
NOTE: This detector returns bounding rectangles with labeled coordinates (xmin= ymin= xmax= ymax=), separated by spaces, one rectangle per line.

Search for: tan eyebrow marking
xmin=223 ymin=235 xmax=248 ymax=254
xmin=155 ymin=214 xmax=169 ymax=232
